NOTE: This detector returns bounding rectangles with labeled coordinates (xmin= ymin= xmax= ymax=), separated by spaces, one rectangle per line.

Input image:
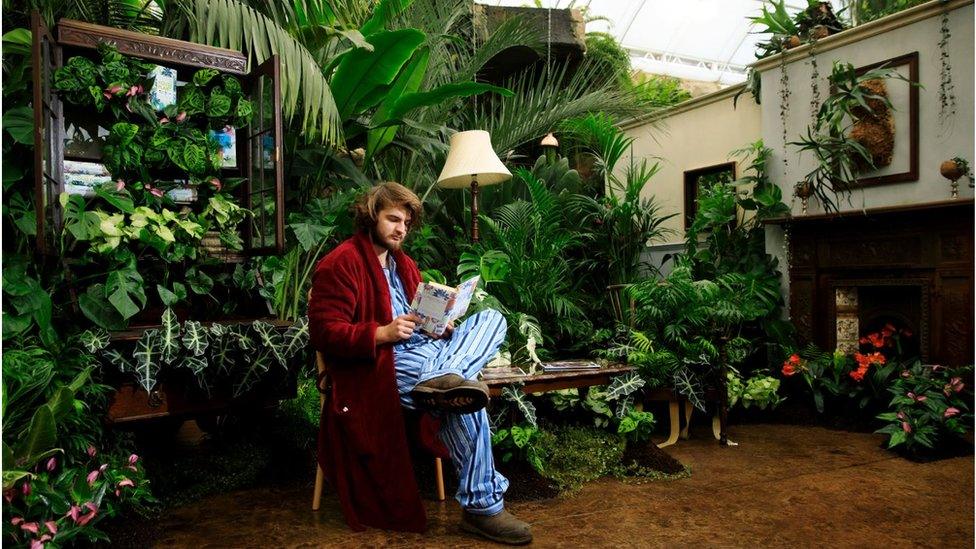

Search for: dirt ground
xmin=149 ymin=424 xmax=974 ymax=547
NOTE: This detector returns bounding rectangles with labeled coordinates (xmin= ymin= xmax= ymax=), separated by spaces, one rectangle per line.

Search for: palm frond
xmin=187 ymin=0 xmax=342 ymax=145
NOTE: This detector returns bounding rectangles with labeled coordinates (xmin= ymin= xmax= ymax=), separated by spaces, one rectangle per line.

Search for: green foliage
xmin=500 ymin=384 xmax=537 ymax=427
xmin=536 ymin=425 xmax=625 ymax=492
xmin=728 ymin=372 xmax=784 ymax=410
xmin=617 ymin=409 xmax=656 ymax=445
xmin=875 ymin=363 xmax=972 ymax=454
xmin=790 ymin=62 xmax=910 ymax=213
xmin=491 ymin=423 xmax=548 ymax=474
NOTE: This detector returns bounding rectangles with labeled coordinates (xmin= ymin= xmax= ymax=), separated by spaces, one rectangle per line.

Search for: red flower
xmin=901 ymin=421 xmax=912 ymax=433
xmin=782 ymin=363 xmax=797 ymax=377
xmin=789 ymin=354 xmax=801 ymax=364
xmin=849 ymin=367 xmax=867 ymax=382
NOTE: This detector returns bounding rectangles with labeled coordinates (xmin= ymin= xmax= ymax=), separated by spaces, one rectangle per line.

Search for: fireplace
xmin=783 ymin=200 xmax=973 ymax=366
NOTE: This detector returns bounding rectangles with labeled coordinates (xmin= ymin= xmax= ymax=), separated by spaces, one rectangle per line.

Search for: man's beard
xmin=371 ymin=225 xmax=401 ymax=251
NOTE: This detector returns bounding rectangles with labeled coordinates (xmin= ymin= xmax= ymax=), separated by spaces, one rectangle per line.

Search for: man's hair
xmin=353 ymin=181 xmax=423 ymax=232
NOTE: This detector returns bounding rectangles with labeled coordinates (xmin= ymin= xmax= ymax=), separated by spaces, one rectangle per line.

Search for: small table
xmin=483 ymin=365 xmax=635 ymax=397
xmin=644 ymin=388 xmax=726 ymax=448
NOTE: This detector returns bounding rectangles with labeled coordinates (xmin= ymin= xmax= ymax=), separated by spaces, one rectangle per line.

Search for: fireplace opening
xmin=858 ymin=285 xmax=922 ymax=359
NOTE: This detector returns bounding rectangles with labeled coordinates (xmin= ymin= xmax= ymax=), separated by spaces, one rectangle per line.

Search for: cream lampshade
xmin=437 ymin=130 xmax=512 ymax=242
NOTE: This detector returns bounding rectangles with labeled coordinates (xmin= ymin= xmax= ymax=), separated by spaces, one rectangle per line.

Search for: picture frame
xmin=851 ymin=51 xmax=919 ymax=188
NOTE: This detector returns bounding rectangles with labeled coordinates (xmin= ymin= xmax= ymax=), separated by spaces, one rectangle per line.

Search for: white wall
xmin=618 ymin=85 xmax=762 ymax=274
xmin=757 ymin=0 xmax=974 ymax=314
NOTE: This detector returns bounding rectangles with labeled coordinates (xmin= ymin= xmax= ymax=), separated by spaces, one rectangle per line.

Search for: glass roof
xmin=484 ymin=0 xmax=845 ymax=86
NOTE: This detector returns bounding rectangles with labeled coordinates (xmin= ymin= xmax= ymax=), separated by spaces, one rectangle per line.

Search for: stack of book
xmin=63 ymin=161 xmax=111 ymax=197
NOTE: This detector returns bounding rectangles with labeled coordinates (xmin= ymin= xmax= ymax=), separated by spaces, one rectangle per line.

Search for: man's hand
xmin=377 ymin=313 xmax=420 ymax=345
xmin=431 ymin=321 xmax=455 ymax=340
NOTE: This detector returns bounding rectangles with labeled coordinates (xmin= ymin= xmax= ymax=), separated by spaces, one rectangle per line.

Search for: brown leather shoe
xmin=410 ymin=374 xmax=489 ymax=414
xmin=460 ymin=509 xmax=532 ymax=545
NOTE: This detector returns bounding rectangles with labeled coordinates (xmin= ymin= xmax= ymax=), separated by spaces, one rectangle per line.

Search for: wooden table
xmin=483 ymin=365 xmax=635 ymax=397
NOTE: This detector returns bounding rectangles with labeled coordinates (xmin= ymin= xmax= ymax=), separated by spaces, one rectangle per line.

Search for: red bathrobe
xmin=309 ymin=231 xmax=441 ymax=533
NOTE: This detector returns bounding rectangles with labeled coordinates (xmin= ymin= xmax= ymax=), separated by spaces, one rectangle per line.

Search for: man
xmin=309 ymin=182 xmax=532 ymax=545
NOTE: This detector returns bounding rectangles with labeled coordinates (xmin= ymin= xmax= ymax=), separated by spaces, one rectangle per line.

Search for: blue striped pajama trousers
xmin=382 ymin=260 xmax=509 ymax=515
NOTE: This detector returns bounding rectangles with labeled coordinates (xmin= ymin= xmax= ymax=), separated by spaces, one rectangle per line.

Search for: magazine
xmin=480 ymin=366 xmax=528 ymax=381
xmin=540 ymin=360 xmax=602 ymax=373
xmin=409 ymin=275 xmax=480 ymax=336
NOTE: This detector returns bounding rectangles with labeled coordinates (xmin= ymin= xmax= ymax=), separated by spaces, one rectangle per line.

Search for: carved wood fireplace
xmin=782 ymin=200 xmax=973 ymax=366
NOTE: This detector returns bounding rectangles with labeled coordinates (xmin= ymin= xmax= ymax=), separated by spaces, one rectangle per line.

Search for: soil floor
xmin=151 ymin=424 xmax=973 ymax=547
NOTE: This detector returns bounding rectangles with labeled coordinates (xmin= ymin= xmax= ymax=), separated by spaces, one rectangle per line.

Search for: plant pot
xmin=793 ymin=181 xmax=814 ymax=199
xmin=940 ymin=160 xmax=965 ymax=181
xmin=809 ymin=25 xmax=830 ymax=40
xmin=785 ymin=35 xmax=802 ymax=49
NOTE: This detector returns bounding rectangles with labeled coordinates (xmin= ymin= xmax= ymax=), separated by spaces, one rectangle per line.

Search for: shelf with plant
xmin=51 ymin=44 xmax=261 ymax=330
xmin=789 ymin=61 xmax=908 ymax=213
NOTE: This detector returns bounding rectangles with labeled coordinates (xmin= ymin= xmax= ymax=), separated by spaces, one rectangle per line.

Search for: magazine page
xmin=447 ymin=275 xmax=480 ymax=321
xmin=409 ymin=282 xmax=456 ymax=335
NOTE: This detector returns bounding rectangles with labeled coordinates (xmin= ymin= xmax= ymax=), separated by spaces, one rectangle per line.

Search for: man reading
xmin=308 ymin=182 xmax=532 ymax=545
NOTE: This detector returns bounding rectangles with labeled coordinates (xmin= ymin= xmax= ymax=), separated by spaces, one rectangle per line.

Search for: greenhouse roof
xmin=484 ymin=0 xmax=844 ymax=86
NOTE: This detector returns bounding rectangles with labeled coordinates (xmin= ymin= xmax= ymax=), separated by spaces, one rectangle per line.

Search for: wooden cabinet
xmin=31 ymin=14 xmax=285 ymax=257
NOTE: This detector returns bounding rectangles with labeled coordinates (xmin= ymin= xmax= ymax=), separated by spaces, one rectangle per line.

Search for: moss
xmin=538 ymin=425 xmax=625 ymax=492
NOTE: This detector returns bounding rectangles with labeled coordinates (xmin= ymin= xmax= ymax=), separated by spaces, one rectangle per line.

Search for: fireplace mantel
xmin=785 ymin=201 xmax=973 ymax=365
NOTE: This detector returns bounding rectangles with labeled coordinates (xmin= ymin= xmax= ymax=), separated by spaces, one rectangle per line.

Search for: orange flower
xmin=849 ymin=366 xmax=868 ymax=382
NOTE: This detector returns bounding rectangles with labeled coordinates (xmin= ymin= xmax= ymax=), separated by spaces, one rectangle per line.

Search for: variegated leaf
xmin=209 ymin=323 xmax=236 ymax=375
xmin=606 ymin=371 xmax=646 ymax=400
xmin=280 ymin=316 xmax=309 ymax=361
xmin=179 ymin=356 xmax=209 ymax=375
xmin=160 ymin=307 xmax=181 ymax=364
xmin=181 ymin=320 xmax=209 ymax=357
xmin=231 ymin=324 xmax=255 ymax=352
xmin=615 ymin=394 xmax=635 ymax=419
xmin=80 ymin=329 xmax=111 ymax=353
xmin=132 ymin=329 xmax=162 ymax=393
xmin=233 ymin=347 xmax=272 ymax=397
xmin=102 ymin=348 xmax=133 ymax=373
xmin=501 ymin=384 xmax=537 ymax=427
xmin=251 ymin=320 xmax=285 ymax=367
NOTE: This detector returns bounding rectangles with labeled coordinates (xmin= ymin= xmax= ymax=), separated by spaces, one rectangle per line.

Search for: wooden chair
xmin=311 ymin=351 xmax=446 ymax=510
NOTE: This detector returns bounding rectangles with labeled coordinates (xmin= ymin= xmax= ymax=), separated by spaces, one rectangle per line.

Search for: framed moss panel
xmin=31 ymin=15 xmax=285 ymax=256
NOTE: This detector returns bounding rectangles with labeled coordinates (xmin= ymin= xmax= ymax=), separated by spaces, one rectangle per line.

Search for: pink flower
xmin=127 ymin=465 xmax=138 ymax=473
xmin=87 ymin=445 xmax=97 ymax=457
xmin=22 ymin=481 xmax=31 ymax=496
xmin=86 ymin=470 xmax=100 ymax=486
xmin=907 ymin=392 xmax=927 ymax=403
xmin=128 ymin=454 xmax=139 ymax=465
xmin=127 ymin=85 xmax=138 ymax=97
xmin=118 ymin=478 xmax=135 ymax=488
xmin=896 ymin=411 xmax=905 ymax=420
xmin=901 ymin=421 xmax=912 ymax=433
xmin=949 ymin=377 xmax=964 ymax=393
xmin=73 ymin=502 xmax=98 ymax=526
xmin=44 ymin=521 xmax=57 ymax=534
xmin=11 ymin=517 xmax=24 ymax=526
xmin=4 ymin=489 xmax=16 ymax=503
xmin=115 ymin=179 xmax=126 ymax=192
xmin=115 ymin=489 xmax=121 ymax=497
xmin=66 ymin=506 xmax=81 ymax=522
xmin=208 ymin=178 xmax=222 ymax=191
xmin=103 ymin=85 xmax=123 ymax=99
xmin=151 ymin=188 xmax=164 ymax=198
xmin=98 ymin=463 xmax=108 ymax=473
xmin=160 ymin=117 xmax=169 ymax=124
xmin=21 ymin=522 xmax=39 ymax=534
xmin=900 ymin=370 xmax=910 ymax=378
xmin=944 ymin=407 xmax=960 ymax=419
xmin=30 ymin=539 xmax=45 ymax=549
xmin=175 ymin=111 xmax=187 ymax=123
xmin=46 ymin=457 xmax=57 ymax=472
xmin=77 ymin=507 xmax=97 ymax=527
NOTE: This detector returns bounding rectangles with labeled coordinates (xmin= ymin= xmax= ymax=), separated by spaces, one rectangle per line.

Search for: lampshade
xmin=540 ymin=132 xmax=559 ymax=148
xmin=437 ymin=130 xmax=512 ymax=189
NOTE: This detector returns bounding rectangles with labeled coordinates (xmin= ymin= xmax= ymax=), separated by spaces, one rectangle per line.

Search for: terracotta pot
xmin=940 ymin=159 xmax=965 ymax=181
xmin=785 ymin=35 xmax=802 ymax=49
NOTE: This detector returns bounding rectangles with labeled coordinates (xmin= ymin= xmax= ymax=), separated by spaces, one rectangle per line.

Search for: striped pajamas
xmin=383 ymin=258 xmax=509 ymax=515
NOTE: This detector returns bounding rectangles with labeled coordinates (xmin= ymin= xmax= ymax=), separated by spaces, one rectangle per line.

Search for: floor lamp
xmin=437 ymin=130 xmax=512 ymax=243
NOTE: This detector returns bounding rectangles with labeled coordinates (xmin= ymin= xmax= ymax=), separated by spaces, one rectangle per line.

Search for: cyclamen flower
xmin=115 ymin=180 xmax=126 ymax=192
xmin=45 ymin=457 xmax=57 ymax=472
xmin=11 ymin=517 xmax=24 ymax=526
xmin=126 ymin=85 xmax=143 ymax=97
xmin=31 ymin=538 xmax=48 ymax=549
xmin=146 ymin=186 xmax=164 ymax=198
xmin=87 ymin=445 xmax=97 ymax=457
xmin=20 ymin=522 xmax=39 ymax=534
xmin=118 ymin=478 xmax=135 ymax=488
xmin=44 ymin=521 xmax=57 ymax=535
xmin=129 ymin=454 xmax=140 ymax=465
xmin=901 ymin=421 xmax=912 ymax=433
xmin=896 ymin=411 xmax=905 ymax=421
xmin=160 ymin=117 xmax=169 ymax=124
xmin=99 ymin=463 xmax=108 ymax=473
xmin=86 ymin=470 xmax=100 ymax=486
xmin=944 ymin=407 xmax=960 ymax=419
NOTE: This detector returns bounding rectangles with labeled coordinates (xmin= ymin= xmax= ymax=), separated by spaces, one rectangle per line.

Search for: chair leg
xmin=434 ymin=457 xmax=446 ymax=501
xmin=312 ymin=464 xmax=325 ymax=510
xmin=657 ymin=398 xmax=681 ymax=448
xmin=680 ymin=400 xmax=693 ymax=440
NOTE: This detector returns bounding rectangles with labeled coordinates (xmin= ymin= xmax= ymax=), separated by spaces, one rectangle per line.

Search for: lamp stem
xmin=470 ymin=177 xmax=480 ymax=243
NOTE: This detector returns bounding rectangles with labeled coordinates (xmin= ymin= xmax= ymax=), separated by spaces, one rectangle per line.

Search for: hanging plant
xmin=789 ymin=62 xmax=908 ymax=213
xmin=808 ymin=48 xmax=821 ymax=123
xmin=779 ymin=55 xmax=791 ymax=176
xmin=937 ymin=3 xmax=956 ymax=127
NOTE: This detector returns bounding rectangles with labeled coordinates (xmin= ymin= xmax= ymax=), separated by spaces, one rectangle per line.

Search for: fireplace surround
xmin=779 ymin=200 xmax=973 ymax=366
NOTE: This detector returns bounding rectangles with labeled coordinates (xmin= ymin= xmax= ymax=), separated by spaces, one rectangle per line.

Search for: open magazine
xmin=409 ymin=275 xmax=480 ymax=336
